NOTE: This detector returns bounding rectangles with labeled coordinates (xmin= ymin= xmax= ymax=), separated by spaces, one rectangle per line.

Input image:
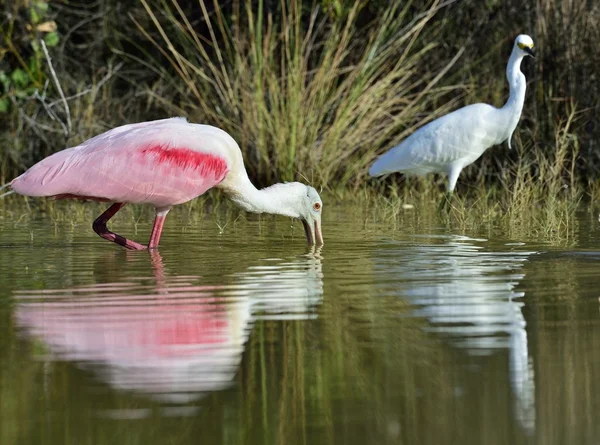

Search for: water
xmin=1 ymin=206 xmax=600 ymax=444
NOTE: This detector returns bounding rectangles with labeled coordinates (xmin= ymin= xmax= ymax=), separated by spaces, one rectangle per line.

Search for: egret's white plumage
xmin=369 ymin=34 xmax=535 ymax=193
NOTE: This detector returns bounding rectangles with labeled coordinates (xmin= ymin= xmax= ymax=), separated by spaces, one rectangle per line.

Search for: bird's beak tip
xmin=314 ymin=220 xmax=324 ymax=246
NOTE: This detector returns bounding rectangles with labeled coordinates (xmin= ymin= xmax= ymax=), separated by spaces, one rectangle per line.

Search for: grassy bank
xmin=1 ymin=0 xmax=598 ymax=205
xmin=0 ymin=184 xmax=583 ymax=247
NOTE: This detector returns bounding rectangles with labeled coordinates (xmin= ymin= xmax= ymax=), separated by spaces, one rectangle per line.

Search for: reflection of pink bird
xmin=11 ymin=118 xmax=323 ymax=249
xmin=15 ymin=289 xmax=252 ymax=401
xmin=13 ymin=250 xmax=323 ymax=404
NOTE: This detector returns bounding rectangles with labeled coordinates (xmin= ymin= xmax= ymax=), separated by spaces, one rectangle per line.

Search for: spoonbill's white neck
xmin=224 ymin=174 xmax=305 ymax=218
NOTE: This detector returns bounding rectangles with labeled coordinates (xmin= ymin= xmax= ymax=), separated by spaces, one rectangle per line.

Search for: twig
xmin=9 ymin=97 xmax=53 ymax=152
xmin=15 ymin=102 xmax=62 ymax=136
xmin=47 ymin=62 xmax=123 ymax=108
xmin=41 ymin=39 xmax=72 ymax=136
xmin=35 ymin=90 xmax=63 ymax=124
xmin=0 ymin=191 xmax=15 ymax=199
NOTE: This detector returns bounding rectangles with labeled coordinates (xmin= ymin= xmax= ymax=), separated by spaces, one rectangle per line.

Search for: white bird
xmin=369 ymin=34 xmax=535 ymax=200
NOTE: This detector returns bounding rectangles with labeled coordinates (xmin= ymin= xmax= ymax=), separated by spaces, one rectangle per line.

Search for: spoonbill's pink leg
xmin=92 ymin=203 xmax=147 ymax=250
xmin=148 ymin=209 xmax=170 ymax=249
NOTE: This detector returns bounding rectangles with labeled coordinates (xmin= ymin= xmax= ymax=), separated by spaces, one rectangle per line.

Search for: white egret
xmin=369 ymin=34 xmax=535 ymax=201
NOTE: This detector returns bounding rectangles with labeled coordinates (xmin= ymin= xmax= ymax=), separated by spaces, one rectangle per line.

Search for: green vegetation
xmin=1 ymin=0 xmax=598 ymax=212
xmin=0 ymin=1 xmax=60 ymax=113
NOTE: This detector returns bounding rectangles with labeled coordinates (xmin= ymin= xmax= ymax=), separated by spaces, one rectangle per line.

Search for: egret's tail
xmin=368 ymin=159 xmax=388 ymax=178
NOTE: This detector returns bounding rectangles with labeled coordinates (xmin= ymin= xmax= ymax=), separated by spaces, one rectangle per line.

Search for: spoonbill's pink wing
xmin=11 ymin=118 xmax=232 ymax=208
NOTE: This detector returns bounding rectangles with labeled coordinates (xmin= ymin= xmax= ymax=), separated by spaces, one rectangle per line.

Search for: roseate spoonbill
xmin=369 ymin=34 xmax=535 ymax=202
xmin=10 ymin=118 xmax=323 ymax=249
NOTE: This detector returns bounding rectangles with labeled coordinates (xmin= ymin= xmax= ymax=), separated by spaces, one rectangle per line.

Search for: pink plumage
xmin=11 ymin=118 xmax=230 ymax=208
xmin=10 ymin=117 xmax=325 ymax=250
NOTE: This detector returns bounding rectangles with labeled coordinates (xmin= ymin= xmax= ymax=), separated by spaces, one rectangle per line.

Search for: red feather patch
xmin=140 ymin=145 xmax=229 ymax=179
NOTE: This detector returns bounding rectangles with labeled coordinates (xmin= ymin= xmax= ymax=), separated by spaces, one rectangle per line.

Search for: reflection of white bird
xmin=369 ymin=35 xmax=535 ymax=198
xmin=374 ymin=235 xmax=536 ymax=433
xmin=238 ymin=250 xmax=323 ymax=319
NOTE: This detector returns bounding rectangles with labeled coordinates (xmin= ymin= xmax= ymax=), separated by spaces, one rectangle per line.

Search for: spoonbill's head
xmin=515 ymin=34 xmax=535 ymax=58
xmin=277 ymin=182 xmax=323 ymax=245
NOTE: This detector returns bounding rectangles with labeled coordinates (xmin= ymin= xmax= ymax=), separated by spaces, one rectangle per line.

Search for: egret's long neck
xmin=500 ymin=49 xmax=527 ymax=148
xmin=221 ymin=172 xmax=301 ymax=218
xmin=503 ymin=49 xmax=527 ymax=116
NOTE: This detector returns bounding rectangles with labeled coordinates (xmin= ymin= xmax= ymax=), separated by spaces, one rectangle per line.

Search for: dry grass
xmin=130 ymin=0 xmax=466 ymax=190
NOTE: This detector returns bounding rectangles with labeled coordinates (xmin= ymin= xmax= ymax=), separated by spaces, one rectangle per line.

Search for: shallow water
xmin=1 ymin=206 xmax=600 ymax=444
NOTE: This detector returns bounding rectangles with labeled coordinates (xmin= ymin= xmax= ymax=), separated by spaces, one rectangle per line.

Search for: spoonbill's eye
xmin=313 ymin=203 xmax=321 ymax=211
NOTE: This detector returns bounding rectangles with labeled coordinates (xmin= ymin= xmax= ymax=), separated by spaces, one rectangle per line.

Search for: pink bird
xmin=10 ymin=118 xmax=324 ymax=249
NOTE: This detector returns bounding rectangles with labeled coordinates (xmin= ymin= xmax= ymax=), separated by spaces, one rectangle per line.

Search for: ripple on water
xmin=3 ymin=210 xmax=600 ymax=442
xmin=366 ymin=234 xmax=538 ymax=432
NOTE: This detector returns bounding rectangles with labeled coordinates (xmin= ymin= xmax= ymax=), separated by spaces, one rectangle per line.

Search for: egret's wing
xmin=370 ymin=104 xmax=502 ymax=176
xmin=11 ymin=118 xmax=232 ymax=207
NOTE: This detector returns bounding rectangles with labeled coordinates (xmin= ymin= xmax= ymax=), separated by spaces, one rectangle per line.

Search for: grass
xmin=0 ymin=82 xmax=585 ymax=246
xmin=130 ymin=0 xmax=466 ymax=190
xmin=0 ymin=187 xmax=580 ymax=248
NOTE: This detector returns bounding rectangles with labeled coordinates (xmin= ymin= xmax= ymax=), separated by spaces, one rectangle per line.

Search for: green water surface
xmin=1 ymin=205 xmax=599 ymax=444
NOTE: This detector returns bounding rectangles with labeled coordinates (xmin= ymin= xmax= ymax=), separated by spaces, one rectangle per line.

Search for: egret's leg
xmin=92 ymin=203 xmax=147 ymax=250
xmin=438 ymin=191 xmax=454 ymax=212
xmin=439 ymin=165 xmax=461 ymax=212
xmin=148 ymin=208 xmax=171 ymax=249
xmin=447 ymin=164 xmax=462 ymax=194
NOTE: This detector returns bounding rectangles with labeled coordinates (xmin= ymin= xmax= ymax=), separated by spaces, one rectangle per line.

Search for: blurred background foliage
xmin=0 ymin=0 xmax=598 ymax=200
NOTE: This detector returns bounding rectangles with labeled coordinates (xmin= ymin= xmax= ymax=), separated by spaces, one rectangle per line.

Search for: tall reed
xmin=132 ymin=0 xmax=463 ymax=190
